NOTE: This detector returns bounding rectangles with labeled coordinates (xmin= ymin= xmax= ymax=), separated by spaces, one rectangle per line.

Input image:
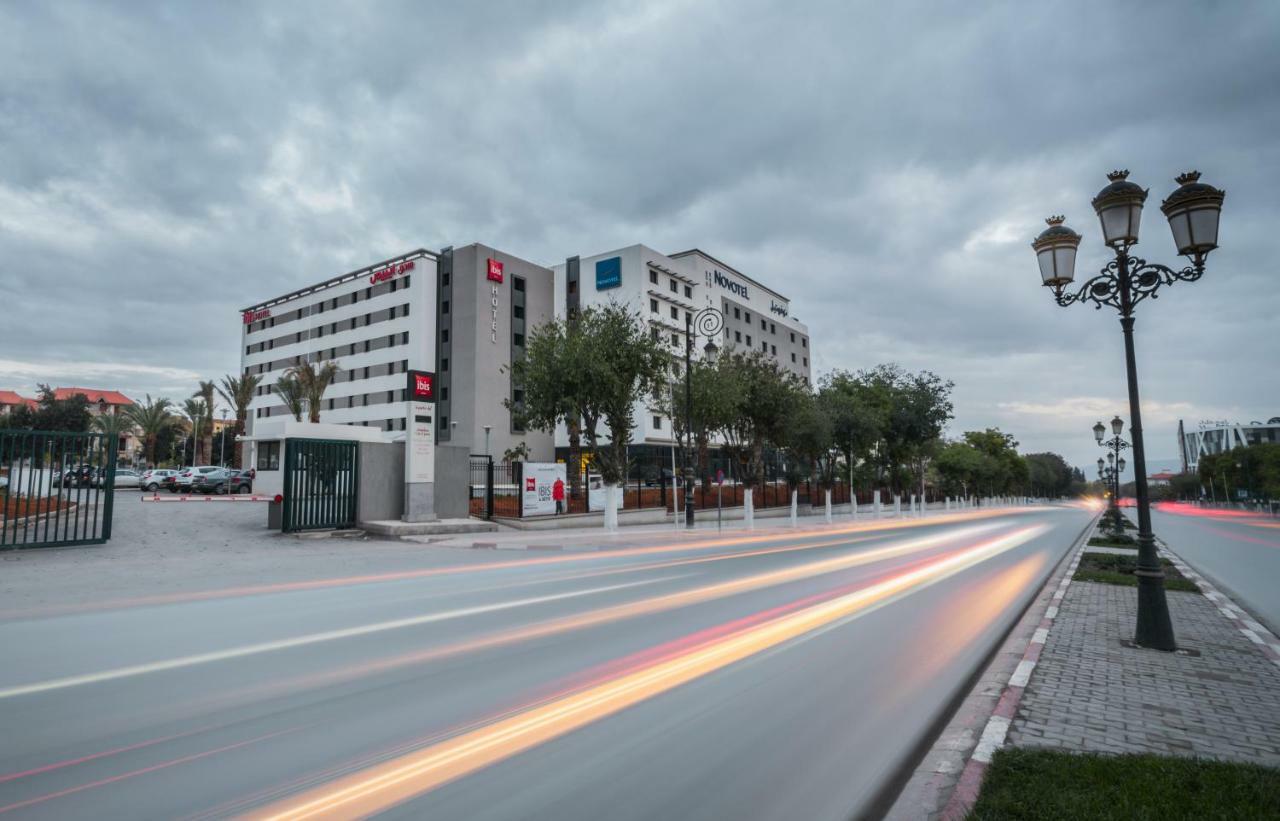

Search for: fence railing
xmin=1 ymin=429 xmax=117 ymax=549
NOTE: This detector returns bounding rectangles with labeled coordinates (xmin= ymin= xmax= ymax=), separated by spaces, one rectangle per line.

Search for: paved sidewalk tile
xmin=1007 ymin=581 xmax=1280 ymax=765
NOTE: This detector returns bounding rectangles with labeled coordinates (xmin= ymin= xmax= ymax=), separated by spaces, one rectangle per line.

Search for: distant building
xmin=0 ymin=390 xmax=38 ymax=416
xmin=1148 ymin=472 xmax=1176 ymax=486
xmin=1178 ymin=417 xmax=1280 ymax=473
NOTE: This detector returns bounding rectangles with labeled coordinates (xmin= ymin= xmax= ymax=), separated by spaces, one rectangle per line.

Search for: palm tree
xmin=181 ymin=398 xmax=207 ymax=465
xmin=216 ymin=374 xmax=261 ymax=468
xmin=287 ymin=360 xmax=341 ymax=423
xmin=274 ymin=376 xmax=305 ymax=422
xmin=90 ymin=411 xmax=133 ymax=463
xmin=124 ymin=395 xmax=174 ymax=466
xmin=192 ymin=380 xmax=216 ymax=465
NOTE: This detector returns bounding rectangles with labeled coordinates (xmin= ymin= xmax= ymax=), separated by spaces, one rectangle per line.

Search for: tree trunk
xmin=603 ymin=483 xmax=619 ymax=531
xmin=568 ymin=420 xmax=582 ymax=505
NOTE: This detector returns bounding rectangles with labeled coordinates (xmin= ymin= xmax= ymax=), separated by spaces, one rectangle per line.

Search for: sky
xmin=2 ymin=0 xmax=1277 ymax=478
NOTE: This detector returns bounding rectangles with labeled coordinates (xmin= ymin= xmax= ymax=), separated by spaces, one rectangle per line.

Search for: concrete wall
xmin=433 ymin=445 xmax=470 ymax=519
xmin=357 ymin=441 xmax=405 ymax=523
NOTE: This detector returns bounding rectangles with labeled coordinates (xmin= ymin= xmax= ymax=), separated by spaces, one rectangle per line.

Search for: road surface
xmin=1153 ymin=502 xmax=1280 ymax=633
xmin=0 ymin=505 xmax=1093 ymax=820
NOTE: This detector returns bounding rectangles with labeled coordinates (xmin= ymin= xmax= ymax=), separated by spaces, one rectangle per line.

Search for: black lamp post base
xmin=1133 ymin=561 xmax=1178 ymax=651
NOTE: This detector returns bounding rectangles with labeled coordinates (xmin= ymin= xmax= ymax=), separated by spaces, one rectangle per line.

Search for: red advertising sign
xmin=526 ymin=477 xmax=536 ymax=492
xmin=487 ymin=258 xmax=504 ymax=283
xmin=242 ymin=308 xmax=271 ymax=325
xmin=369 ymin=259 xmax=416 ymax=285
xmin=407 ymin=370 xmax=435 ymax=401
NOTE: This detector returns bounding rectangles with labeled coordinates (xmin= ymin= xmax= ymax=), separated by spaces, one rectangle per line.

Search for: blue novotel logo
xmin=595 ymin=256 xmax=621 ymax=290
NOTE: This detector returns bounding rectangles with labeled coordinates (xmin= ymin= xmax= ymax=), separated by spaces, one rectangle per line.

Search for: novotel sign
xmin=707 ymin=269 xmax=749 ymax=299
xmin=369 ymin=259 xmax=416 ymax=285
xmin=242 ymin=308 xmax=271 ymax=325
xmin=406 ymin=370 xmax=436 ymax=402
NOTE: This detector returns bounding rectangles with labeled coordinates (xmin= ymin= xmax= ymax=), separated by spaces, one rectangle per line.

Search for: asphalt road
xmin=1152 ymin=502 xmax=1280 ymax=633
xmin=0 ymin=505 xmax=1093 ymax=820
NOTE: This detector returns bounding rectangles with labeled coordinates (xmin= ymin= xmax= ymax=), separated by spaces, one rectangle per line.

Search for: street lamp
xmin=683 ymin=307 xmax=725 ymax=528
xmin=1036 ymin=170 xmax=1225 ymax=652
xmin=219 ymin=408 xmax=229 ymax=467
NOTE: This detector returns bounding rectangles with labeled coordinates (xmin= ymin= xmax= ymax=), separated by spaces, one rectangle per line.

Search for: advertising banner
xmin=587 ymin=473 xmax=624 ymax=512
xmin=522 ymin=462 xmax=566 ymax=517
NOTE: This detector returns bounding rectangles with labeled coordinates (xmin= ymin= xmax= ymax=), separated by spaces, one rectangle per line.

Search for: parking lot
xmin=0 ymin=489 xmax=498 ymax=620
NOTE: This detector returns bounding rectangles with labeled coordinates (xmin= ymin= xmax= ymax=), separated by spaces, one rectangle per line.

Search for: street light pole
xmin=683 ymin=307 xmax=725 ymax=528
xmin=1033 ymin=169 xmax=1224 ymax=652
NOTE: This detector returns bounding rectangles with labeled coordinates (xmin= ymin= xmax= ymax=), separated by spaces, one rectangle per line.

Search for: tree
xmin=9 ymin=385 xmax=93 ymax=433
xmin=275 ymin=375 xmax=305 ymax=422
xmin=1024 ymin=452 xmax=1074 ymax=498
xmin=665 ymin=355 xmax=744 ymax=491
xmin=511 ymin=303 xmax=669 ymax=511
xmin=783 ymin=391 xmax=838 ymax=490
xmin=217 ymin=374 xmax=262 ymax=468
xmin=124 ymin=395 xmax=175 ymax=466
xmin=718 ymin=351 xmax=806 ymax=496
xmin=1201 ymin=443 xmax=1280 ymax=502
xmin=286 ymin=361 xmax=340 ymax=423
xmin=91 ymin=409 xmax=132 ymax=459
xmin=181 ymin=398 xmax=207 ymax=464
xmin=817 ymin=371 xmax=885 ymax=493
xmin=193 ymin=380 xmax=216 ymax=465
xmin=935 ymin=439 xmax=987 ymax=498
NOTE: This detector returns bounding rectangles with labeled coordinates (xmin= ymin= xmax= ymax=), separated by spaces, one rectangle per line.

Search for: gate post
xmin=485 ymin=456 xmax=495 ymax=520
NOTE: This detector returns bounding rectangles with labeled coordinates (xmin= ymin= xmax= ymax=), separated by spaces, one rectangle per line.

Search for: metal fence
xmin=469 ymin=456 xmax=521 ymax=520
xmin=1 ymin=429 xmax=117 ymax=549
xmin=281 ymin=438 xmax=359 ymax=532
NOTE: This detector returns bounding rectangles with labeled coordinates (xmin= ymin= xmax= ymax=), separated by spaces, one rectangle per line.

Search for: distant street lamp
xmin=219 ymin=408 xmax=229 ymax=467
xmin=1034 ymin=169 xmax=1225 ymax=651
xmin=683 ymin=307 xmax=724 ymax=528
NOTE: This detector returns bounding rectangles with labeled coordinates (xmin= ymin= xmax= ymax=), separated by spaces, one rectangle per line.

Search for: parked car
xmin=61 ymin=464 xmax=94 ymax=487
xmin=139 ymin=469 xmax=178 ymax=492
xmin=174 ymin=466 xmax=220 ymax=493
xmin=192 ymin=468 xmax=231 ymax=494
xmin=101 ymin=468 xmax=141 ymax=489
xmin=227 ymin=469 xmax=253 ymax=494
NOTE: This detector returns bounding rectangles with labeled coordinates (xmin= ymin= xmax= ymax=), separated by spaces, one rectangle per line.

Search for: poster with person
xmin=521 ymin=462 xmax=566 ymax=517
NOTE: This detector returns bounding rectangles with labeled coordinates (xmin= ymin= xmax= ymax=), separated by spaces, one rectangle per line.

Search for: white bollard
xmin=825 ymin=488 xmax=832 ymax=524
xmin=874 ymin=490 xmax=882 ymax=519
xmin=790 ymin=488 xmax=798 ymax=527
xmin=744 ymin=487 xmax=755 ymax=529
xmin=894 ymin=495 xmax=901 ymax=518
xmin=852 ymin=496 xmax=859 ymax=521
xmin=604 ymin=484 xmax=619 ymax=532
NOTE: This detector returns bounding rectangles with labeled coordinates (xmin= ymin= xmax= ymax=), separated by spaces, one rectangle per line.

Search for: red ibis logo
xmin=413 ymin=373 xmax=434 ymax=399
xmin=526 ymin=477 xmax=536 ymax=492
xmin=487 ymin=258 xmax=504 ymax=283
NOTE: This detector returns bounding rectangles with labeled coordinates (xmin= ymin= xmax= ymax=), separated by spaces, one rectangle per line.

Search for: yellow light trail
xmin=250 ymin=524 xmax=1049 ymax=820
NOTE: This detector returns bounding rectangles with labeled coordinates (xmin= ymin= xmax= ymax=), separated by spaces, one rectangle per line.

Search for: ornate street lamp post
xmin=1094 ymin=416 xmax=1130 ymax=535
xmin=1033 ymin=170 xmax=1224 ymax=651
xmin=683 ymin=307 xmax=724 ymax=528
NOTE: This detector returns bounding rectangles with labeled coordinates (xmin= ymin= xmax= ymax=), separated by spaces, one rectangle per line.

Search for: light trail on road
xmin=250 ymin=525 xmax=1048 ymax=820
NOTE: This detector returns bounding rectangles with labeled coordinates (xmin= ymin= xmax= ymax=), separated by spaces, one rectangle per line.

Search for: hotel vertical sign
xmin=487 ymin=258 xmax=503 ymax=345
xmin=406 ymin=370 xmax=436 ymax=483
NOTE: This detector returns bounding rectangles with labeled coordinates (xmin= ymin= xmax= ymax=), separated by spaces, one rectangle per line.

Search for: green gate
xmin=281 ymin=438 xmax=359 ymax=532
xmin=1 ymin=429 xmax=117 ymax=549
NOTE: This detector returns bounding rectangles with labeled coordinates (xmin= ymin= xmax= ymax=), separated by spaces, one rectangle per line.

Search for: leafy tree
xmin=274 ymin=375 xmax=305 ymax=422
xmin=512 ymin=303 xmax=669 ymax=487
xmin=935 ymin=439 xmax=987 ymax=498
xmin=193 ymin=380 xmax=217 ymax=465
xmin=784 ymin=391 xmax=838 ymax=489
xmin=217 ymin=373 xmax=262 ymax=468
xmin=9 ymin=385 xmax=93 ymax=433
xmin=124 ymin=395 xmax=174 ymax=466
xmin=665 ymin=355 xmax=745 ymax=491
xmin=286 ymin=361 xmax=340 ymax=423
xmin=719 ymin=351 xmax=806 ymax=490
xmin=817 ymin=371 xmax=885 ymax=492
xmin=962 ymin=428 xmax=1028 ymax=494
xmin=1201 ymin=443 xmax=1280 ymax=501
xmin=1024 ymin=452 xmax=1074 ymax=497
xmin=90 ymin=410 xmax=132 ymax=457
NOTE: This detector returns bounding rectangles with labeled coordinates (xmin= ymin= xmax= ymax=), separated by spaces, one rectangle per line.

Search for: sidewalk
xmin=924 ymin=515 xmax=1280 ymax=818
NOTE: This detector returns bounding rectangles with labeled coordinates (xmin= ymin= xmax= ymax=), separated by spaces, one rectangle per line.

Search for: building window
xmin=650 ymin=298 xmax=658 ymax=313
xmin=803 ymin=357 xmax=808 ymax=366
xmin=684 ymin=285 xmax=692 ymax=298
xmin=653 ymin=416 xmax=662 ymax=430
xmin=670 ymin=306 xmax=678 ymax=320
xmin=442 ymin=300 xmax=449 ymax=315
xmin=514 ymin=333 xmax=525 ymax=347
xmin=650 ymin=270 xmax=658 ymax=284
xmin=735 ymin=330 xmax=741 ymax=342
xmin=256 ymin=441 xmax=281 ymax=471
xmin=685 ymin=311 xmax=691 ymax=325
xmin=669 ymin=279 xmax=677 ymax=293
xmin=514 ymin=305 xmax=524 ymax=319
xmin=760 ymin=319 xmax=766 ymax=330
xmin=791 ymin=352 xmax=797 ymax=363
xmin=770 ymin=323 xmax=776 ymax=334
xmin=733 ymin=307 xmax=740 ymax=319
xmin=746 ymin=334 xmax=752 ymax=346
xmin=744 ymin=312 xmax=751 ymax=323
xmin=442 ymin=328 xmax=449 ymax=343
xmin=513 ymin=277 xmax=525 ymax=292
xmin=671 ymin=333 xmax=679 ymax=346
xmin=651 ymin=327 xmax=660 ymax=341
xmin=771 ymin=344 xmax=777 ymax=355
xmin=790 ymin=332 xmax=796 ymax=343
xmin=802 ymin=337 xmax=807 ymax=348
xmin=442 ymin=357 xmax=449 ymax=372
xmin=762 ymin=341 xmax=768 ymax=352
xmin=441 ymin=387 xmax=449 ymax=401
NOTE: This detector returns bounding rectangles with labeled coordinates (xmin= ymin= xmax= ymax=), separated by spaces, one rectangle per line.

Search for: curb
xmin=937 ymin=526 xmax=1091 ymax=820
xmin=1156 ymin=538 xmax=1280 ymax=668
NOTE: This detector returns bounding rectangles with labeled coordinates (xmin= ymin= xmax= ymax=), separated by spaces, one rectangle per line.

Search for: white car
xmin=139 ymin=469 xmax=177 ymax=492
xmin=96 ymin=468 xmax=141 ymax=489
xmin=174 ymin=466 xmax=220 ymax=492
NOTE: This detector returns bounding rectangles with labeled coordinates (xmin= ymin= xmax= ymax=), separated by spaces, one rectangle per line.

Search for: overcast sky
xmin=2 ymin=1 xmax=1277 ymax=476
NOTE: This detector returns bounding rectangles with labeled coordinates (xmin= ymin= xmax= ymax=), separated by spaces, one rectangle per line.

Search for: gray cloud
xmin=2 ymin=0 xmax=1277 ymax=477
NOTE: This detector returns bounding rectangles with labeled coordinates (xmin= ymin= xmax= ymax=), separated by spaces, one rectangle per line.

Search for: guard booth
xmin=242 ymin=421 xmax=387 ymax=533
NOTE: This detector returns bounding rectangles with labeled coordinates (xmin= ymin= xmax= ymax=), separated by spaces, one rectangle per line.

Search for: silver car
xmin=139 ymin=469 xmax=177 ymax=492
xmin=175 ymin=466 xmax=220 ymax=492
xmin=98 ymin=468 xmax=141 ymax=489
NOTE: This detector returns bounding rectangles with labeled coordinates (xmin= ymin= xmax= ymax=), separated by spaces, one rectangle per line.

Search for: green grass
xmin=1088 ymin=536 xmax=1138 ymax=549
xmin=1074 ymin=553 xmax=1200 ymax=593
xmin=968 ymin=748 xmax=1280 ymax=820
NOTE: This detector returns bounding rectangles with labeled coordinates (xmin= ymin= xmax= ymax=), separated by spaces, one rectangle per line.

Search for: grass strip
xmin=968 ymin=748 xmax=1280 ymax=820
xmin=1074 ymin=553 xmax=1200 ymax=593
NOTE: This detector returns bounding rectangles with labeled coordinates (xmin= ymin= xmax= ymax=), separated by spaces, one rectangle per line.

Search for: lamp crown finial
xmin=1175 ymin=170 xmax=1201 ymax=185
xmin=1106 ymin=170 xmax=1129 ymax=182
xmin=1045 ymin=215 xmax=1065 ymax=226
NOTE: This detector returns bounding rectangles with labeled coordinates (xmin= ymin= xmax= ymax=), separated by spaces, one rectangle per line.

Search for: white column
xmin=789 ymin=488 xmax=797 ymax=527
xmin=744 ymin=487 xmax=755 ymax=529
xmin=893 ymin=495 xmax=901 ymax=518
xmin=852 ymin=496 xmax=858 ymax=521
xmin=874 ymin=490 xmax=881 ymax=519
xmin=824 ymin=488 xmax=832 ymax=524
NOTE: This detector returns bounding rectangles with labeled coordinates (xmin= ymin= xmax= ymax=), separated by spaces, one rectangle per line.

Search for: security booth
xmin=241 ymin=421 xmax=388 ymax=532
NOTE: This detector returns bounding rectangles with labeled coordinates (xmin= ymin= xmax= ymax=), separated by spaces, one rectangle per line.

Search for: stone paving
xmin=1006 ymin=575 xmax=1280 ymax=765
